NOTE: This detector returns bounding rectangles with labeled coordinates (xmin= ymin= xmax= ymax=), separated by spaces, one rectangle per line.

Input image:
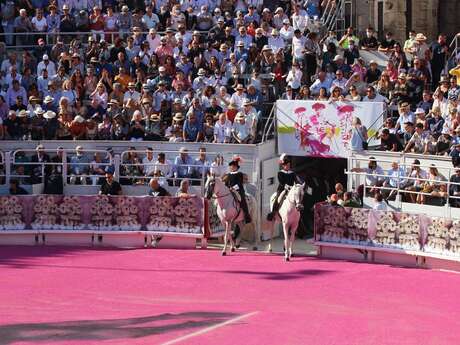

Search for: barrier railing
xmin=347 ymin=155 xmax=460 ymax=206
xmin=11 ymin=149 xmax=113 ymax=186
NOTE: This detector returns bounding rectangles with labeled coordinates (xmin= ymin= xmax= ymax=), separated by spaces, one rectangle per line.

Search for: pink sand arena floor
xmin=1 ymin=246 xmax=460 ymax=345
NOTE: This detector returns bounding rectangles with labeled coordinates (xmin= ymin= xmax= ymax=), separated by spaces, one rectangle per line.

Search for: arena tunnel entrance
xmin=291 ymin=157 xmax=347 ymax=238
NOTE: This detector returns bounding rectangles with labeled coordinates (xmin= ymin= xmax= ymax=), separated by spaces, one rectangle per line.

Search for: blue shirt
xmin=183 ymin=119 xmax=203 ymax=142
xmin=174 ymin=155 xmax=193 ymax=178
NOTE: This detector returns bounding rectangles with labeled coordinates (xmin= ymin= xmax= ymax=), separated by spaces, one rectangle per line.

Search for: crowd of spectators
xmin=0 ymin=1 xmax=456 ymax=147
xmin=0 ymin=0 xmax=327 ymax=144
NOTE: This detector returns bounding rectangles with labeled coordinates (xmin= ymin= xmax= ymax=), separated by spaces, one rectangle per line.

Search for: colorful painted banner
xmin=276 ymin=100 xmax=384 ymax=158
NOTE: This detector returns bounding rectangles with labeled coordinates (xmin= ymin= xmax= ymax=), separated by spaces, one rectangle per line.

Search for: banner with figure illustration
xmin=276 ymin=100 xmax=384 ymax=158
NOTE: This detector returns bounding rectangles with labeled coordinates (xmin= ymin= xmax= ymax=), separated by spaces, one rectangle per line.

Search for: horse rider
xmin=267 ymin=154 xmax=301 ymax=221
xmin=223 ymin=156 xmax=252 ymax=223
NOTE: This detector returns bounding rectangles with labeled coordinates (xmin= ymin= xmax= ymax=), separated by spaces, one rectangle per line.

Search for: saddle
xmin=270 ymin=188 xmax=290 ymax=213
xmin=230 ymin=189 xmax=241 ymax=203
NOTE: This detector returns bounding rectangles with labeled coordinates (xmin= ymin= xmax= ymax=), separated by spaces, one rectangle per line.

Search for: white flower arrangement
xmin=31 ymin=196 xmax=59 ymax=230
xmin=0 ymin=196 xmax=25 ymax=230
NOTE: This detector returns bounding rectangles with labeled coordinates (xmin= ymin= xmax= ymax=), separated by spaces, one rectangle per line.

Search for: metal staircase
xmin=447 ymin=33 xmax=460 ymax=71
xmin=320 ymin=0 xmax=346 ymax=34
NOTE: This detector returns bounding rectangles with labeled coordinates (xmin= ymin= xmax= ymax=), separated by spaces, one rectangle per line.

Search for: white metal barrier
xmin=347 ymin=151 xmax=460 ymax=218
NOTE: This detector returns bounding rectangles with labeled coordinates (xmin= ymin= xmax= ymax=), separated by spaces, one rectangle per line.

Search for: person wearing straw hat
xmin=30 ymin=107 xmax=46 ymax=140
xmin=413 ymin=33 xmax=429 ymax=61
xmin=231 ymin=112 xmax=253 ymax=144
xmin=43 ymin=111 xmax=58 ymax=140
xmin=123 ymin=81 xmax=141 ymax=104
xmin=267 ymin=154 xmax=301 ymax=221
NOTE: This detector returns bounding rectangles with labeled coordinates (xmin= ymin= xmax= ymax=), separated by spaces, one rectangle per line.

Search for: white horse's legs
xmin=283 ymin=222 xmax=290 ymax=261
xmin=267 ymin=220 xmax=274 ymax=253
xmin=288 ymin=225 xmax=296 ymax=259
xmin=222 ymin=221 xmax=230 ymax=256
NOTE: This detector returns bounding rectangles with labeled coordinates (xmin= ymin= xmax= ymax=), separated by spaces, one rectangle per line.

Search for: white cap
xmin=43 ymin=54 xmax=49 ymax=60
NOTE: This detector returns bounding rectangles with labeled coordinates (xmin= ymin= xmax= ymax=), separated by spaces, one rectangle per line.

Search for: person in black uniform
xmin=267 ymin=154 xmax=300 ymax=221
xmin=224 ymin=157 xmax=252 ymax=223
xmin=99 ymin=168 xmax=122 ymax=195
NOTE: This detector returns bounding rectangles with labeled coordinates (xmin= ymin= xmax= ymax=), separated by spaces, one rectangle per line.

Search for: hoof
xmin=221 ymin=251 xmax=227 ymax=256
xmin=267 ymin=248 xmax=272 ymax=253
xmin=252 ymin=246 xmax=258 ymax=251
xmin=231 ymin=247 xmax=235 ymax=252
xmin=285 ymin=257 xmax=290 ymax=262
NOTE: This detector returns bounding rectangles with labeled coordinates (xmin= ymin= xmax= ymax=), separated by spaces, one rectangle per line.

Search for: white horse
xmin=205 ymin=175 xmax=253 ymax=255
xmin=267 ymin=183 xmax=305 ymax=261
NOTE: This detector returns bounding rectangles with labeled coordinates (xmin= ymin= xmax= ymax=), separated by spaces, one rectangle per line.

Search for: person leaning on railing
xmin=99 ymin=167 xmax=122 ymax=196
xmin=351 ymin=158 xmax=385 ymax=202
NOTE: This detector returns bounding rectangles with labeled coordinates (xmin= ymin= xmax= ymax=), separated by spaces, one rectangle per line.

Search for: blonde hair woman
xmin=90 ymin=83 xmax=108 ymax=109
xmin=349 ymin=116 xmax=368 ymax=151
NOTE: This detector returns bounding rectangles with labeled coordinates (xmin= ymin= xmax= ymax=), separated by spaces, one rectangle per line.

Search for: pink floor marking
xmin=0 ymin=246 xmax=460 ymax=345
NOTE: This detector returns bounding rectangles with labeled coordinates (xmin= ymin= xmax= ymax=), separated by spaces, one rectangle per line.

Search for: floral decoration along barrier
xmin=0 ymin=195 xmax=209 ymax=237
xmin=314 ymin=203 xmax=460 ymax=257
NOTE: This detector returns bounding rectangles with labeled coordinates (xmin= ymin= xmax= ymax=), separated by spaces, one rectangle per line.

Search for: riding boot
xmin=239 ymin=192 xmax=252 ymax=223
xmin=267 ymin=200 xmax=279 ymax=221
xmin=267 ymin=190 xmax=282 ymax=221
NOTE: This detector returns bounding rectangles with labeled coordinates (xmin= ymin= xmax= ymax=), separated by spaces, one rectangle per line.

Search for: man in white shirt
xmin=330 ymin=69 xmax=348 ymax=94
xmin=214 ymin=113 xmax=232 ymax=143
xmin=383 ymin=162 xmax=407 ymax=200
xmin=310 ymin=71 xmax=333 ymax=95
xmin=142 ymin=148 xmax=156 ymax=177
xmin=142 ymin=5 xmax=160 ymax=29
xmin=232 ymin=113 xmax=253 ymax=144
xmin=37 ymin=55 xmax=56 ymax=77
xmin=292 ymin=29 xmax=306 ymax=64
xmin=146 ymin=29 xmax=161 ymax=55
xmin=230 ymin=84 xmax=247 ymax=110
xmin=280 ymin=19 xmax=294 ymax=42
xmin=363 ymin=86 xmax=388 ymax=103
xmin=268 ymin=29 xmax=285 ymax=53
xmin=291 ymin=3 xmax=309 ymax=33
xmin=123 ymin=82 xmax=141 ymax=104
xmin=154 ymin=152 xmax=173 ymax=179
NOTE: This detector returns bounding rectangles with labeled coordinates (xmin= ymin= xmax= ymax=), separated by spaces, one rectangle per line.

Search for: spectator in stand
xmin=404 ymin=159 xmax=428 ymax=203
xmin=418 ymin=164 xmax=446 ymax=205
xmin=361 ymin=27 xmax=379 ymax=51
xmin=174 ymin=147 xmax=193 ymax=180
xmin=9 ymin=179 xmax=28 ymax=195
xmin=382 ymin=161 xmax=407 ymax=201
xmin=99 ymin=167 xmax=122 ymax=195
xmin=449 ymin=167 xmax=460 ymax=207
xmin=148 ymin=177 xmax=169 ymax=196
xmin=378 ymin=32 xmax=397 ymax=54
xmin=373 ymin=193 xmax=387 ymax=211
xmin=380 ymin=128 xmax=403 ymax=152
xmin=351 ymin=157 xmax=385 ymax=201
xmin=69 ymin=146 xmax=91 ymax=185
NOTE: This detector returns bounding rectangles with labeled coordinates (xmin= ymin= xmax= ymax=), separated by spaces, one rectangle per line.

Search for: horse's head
xmin=204 ymin=175 xmax=216 ymax=200
xmin=290 ymin=183 xmax=305 ymax=212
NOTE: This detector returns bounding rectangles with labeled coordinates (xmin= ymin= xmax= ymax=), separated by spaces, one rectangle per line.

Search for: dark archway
xmin=292 ymin=157 xmax=347 ymax=238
